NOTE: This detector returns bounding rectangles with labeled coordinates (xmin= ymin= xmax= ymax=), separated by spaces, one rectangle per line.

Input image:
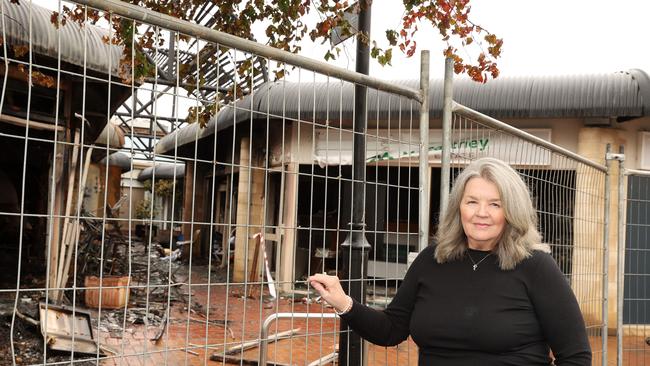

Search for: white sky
xmin=34 ymin=0 xmax=649 ymax=80
xmin=299 ymin=0 xmax=650 ymax=80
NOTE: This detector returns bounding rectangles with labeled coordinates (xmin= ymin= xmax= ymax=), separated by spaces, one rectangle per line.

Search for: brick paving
xmin=92 ymin=264 xmax=419 ymax=366
xmin=67 ymin=263 xmax=649 ymax=366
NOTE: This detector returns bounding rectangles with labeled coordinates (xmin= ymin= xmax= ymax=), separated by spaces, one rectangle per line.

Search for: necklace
xmin=467 ymin=251 xmax=492 ymax=271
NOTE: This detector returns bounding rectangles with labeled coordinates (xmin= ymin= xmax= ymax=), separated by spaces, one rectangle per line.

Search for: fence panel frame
xmin=448 ymin=99 xmax=609 ymax=366
xmin=0 ymin=0 xmax=613 ymax=364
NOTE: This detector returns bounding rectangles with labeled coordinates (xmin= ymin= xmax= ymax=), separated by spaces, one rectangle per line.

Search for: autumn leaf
xmin=386 ymin=29 xmax=398 ymax=46
xmin=12 ymin=44 xmax=28 ymax=58
xmin=324 ymin=50 xmax=336 ymax=61
xmin=484 ymin=33 xmax=497 ymax=44
xmin=370 ymin=42 xmax=380 ymax=58
xmin=31 ymin=71 xmax=56 ymax=88
xmin=274 ymin=69 xmax=285 ymax=81
xmin=406 ymin=41 xmax=417 ymax=57
xmin=394 ymin=0 xmax=502 ymax=81
xmin=50 ymin=11 xmax=61 ymax=29
xmin=377 ymin=48 xmax=392 ymax=66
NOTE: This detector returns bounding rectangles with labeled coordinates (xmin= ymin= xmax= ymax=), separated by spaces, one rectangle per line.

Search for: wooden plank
xmin=220 ymin=175 xmax=233 ymax=269
xmin=248 ymin=233 xmax=262 ymax=290
xmin=48 ymin=142 xmax=67 ymax=300
xmin=264 ymin=233 xmax=281 ymax=242
xmin=234 ymin=137 xmax=251 ymax=282
xmin=57 ymin=148 xmax=94 ymax=300
xmin=278 ymin=163 xmax=298 ymax=293
xmin=234 ymin=137 xmax=266 ymax=282
xmin=182 ymin=161 xmax=195 ymax=258
xmin=55 ymin=131 xmax=80 ymax=302
xmin=0 ymin=113 xmax=65 ymax=132
xmin=192 ymin=167 xmax=207 ymax=258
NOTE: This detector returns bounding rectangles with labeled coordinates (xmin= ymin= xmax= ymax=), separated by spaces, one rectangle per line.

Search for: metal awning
xmin=99 ymin=152 xmax=132 ymax=172
xmin=156 ymin=69 xmax=650 ymax=155
xmin=137 ymin=163 xmax=185 ymax=181
xmin=1 ymin=0 xmax=123 ymax=75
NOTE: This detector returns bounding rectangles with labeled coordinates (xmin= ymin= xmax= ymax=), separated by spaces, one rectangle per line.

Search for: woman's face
xmin=460 ymin=177 xmax=506 ymax=250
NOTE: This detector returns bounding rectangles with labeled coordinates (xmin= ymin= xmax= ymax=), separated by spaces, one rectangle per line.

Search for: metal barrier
xmin=0 ymin=0 xmax=611 ymax=365
xmin=0 ymin=0 xmax=424 ymax=364
xmin=616 ymin=163 xmax=650 ymax=366
xmin=446 ymin=98 xmax=609 ymax=365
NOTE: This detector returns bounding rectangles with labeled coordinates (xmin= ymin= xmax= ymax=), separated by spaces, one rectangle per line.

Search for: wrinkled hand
xmin=308 ymin=273 xmax=349 ymax=312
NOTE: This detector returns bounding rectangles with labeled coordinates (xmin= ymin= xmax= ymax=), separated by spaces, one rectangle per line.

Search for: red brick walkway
xmin=94 ymin=264 xmax=419 ymax=365
xmin=78 ymin=263 xmax=648 ymax=366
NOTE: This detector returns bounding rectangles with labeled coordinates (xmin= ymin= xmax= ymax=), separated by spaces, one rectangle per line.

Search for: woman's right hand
xmin=308 ymin=273 xmax=350 ymax=312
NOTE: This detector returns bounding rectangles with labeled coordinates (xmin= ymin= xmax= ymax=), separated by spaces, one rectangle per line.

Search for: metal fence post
xmin=616 ymin=145 xmax=626 ymax=366
xmin=339 ymin=1 xmax=372 ymax=365
xmin=602 ymin=143 xmax=611 ymax=366
xmin=419 ymin=50 xmax=430 ymax=252
xmin=439 ymin=57 xmax=453 ymax=215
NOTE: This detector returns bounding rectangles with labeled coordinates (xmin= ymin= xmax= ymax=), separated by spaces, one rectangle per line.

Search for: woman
xmin=309 ymin=157 xmax=591 ymax=365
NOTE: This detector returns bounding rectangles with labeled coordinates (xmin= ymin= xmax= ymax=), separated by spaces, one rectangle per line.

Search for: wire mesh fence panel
xmin=449 ymin=109 xmax=608 ymax=366
xmin=0 ymin=0 xmax=612 ymax=365
xmin=0 ymin=0 xmax=425 ymax=365
xmin=620 ymin=171 xmax=650 ymax=365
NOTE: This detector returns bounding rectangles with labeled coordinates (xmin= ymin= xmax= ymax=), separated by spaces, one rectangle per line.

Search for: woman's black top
xmin=340 ymin=245 xmax=592 ymax=365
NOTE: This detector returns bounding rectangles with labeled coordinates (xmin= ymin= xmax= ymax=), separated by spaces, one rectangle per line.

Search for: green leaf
xmin=370 ymin=44 xmax=380 ymax=58
xmin=386 ymin=29 xmax=398 ymax=46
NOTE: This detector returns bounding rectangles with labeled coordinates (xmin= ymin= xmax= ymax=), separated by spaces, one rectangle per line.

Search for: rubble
xmin=0 ymin=297 xmax=98 ymax=365
xmin=71 ymin=214 xmax=188 ymax=311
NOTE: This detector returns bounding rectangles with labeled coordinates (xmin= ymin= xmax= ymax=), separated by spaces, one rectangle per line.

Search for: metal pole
xmin=602 ymin=144 xmax=611 ymax=366
xmin=419 ymin=50 xmax=430 ymax=252
xmin=339 ymin=1 xmax=371 ymax=365
xmin=259 ymin=313 xmax=337 ymax=366
xmin=616 ymin=145 xmax=626 ymax=366
xmin=439 ymin=58 xmax=454 ymax=215
xmin=451 ymin=103 xmax=607 ymax=172
xmin=73 ymin=0 xmax=422 ymax=102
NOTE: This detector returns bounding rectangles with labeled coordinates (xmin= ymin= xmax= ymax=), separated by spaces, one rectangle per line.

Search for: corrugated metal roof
xmin=156 ymin=70 xmax=650 ymax=155
xmin=1 ymin=0 xmax=123 ymax=75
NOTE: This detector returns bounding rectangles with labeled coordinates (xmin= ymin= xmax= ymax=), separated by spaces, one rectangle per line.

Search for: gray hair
xmin=434 ymin=157 xmax=549 ymax=270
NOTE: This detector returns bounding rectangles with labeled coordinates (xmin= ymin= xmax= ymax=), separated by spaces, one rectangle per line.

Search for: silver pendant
xmin=472 ymin=264 xmax=478 ymax=271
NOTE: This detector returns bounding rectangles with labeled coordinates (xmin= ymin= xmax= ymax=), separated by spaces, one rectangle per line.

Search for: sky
xmin=32 ymin=0 xmax=650 ymax=81
xmin=298 ymin=0 xmax=650 ymax=80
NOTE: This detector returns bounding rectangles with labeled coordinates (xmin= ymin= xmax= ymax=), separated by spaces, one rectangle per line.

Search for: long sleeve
xmin=339 ymin=246 xmax=430 ymax=346
xmin=528 ymin=252 xmax=592 ymax=366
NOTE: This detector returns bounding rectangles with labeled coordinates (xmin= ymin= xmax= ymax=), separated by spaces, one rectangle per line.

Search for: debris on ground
xmin=0 ymin=296 xmax=99 ymax=365
xmin=66 ymin=214 xmax=201 ymax=340
xmin=38 ymin=302 xmax=102 ymax=355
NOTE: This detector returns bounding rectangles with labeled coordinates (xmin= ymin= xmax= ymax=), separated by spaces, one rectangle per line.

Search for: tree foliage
xmin=36 ymin=0 xmax=502 ymax=124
